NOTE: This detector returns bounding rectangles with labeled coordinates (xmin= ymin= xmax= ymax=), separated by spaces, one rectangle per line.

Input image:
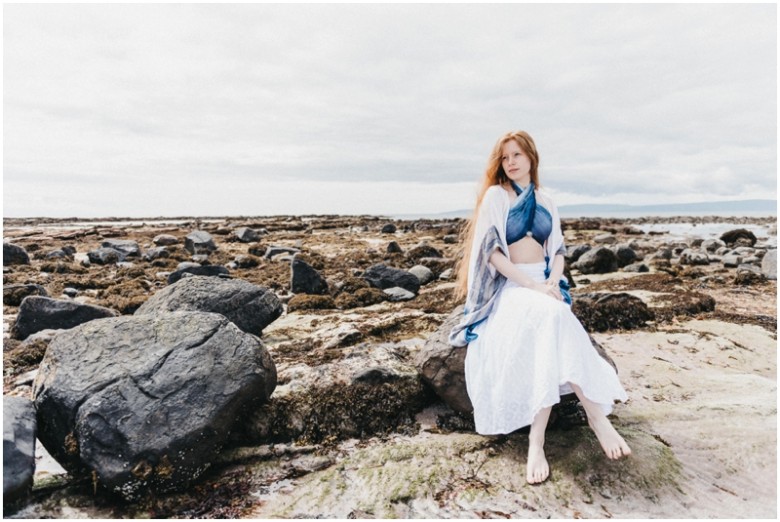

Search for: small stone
xmin=383 ymin=287 xmax=416 ymax=301
xmin=387 ymin=241 xmax=403 ymax=254
xmin=408 ymin=265 xmax=435 ymax=285
xmin=153 ymin=234 xmax=179 ymax=246
xmin=381 ymin=223 xmax=397 ymax=234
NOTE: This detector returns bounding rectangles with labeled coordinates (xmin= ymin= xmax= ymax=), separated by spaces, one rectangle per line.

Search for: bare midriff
xmin=508 ymin=237 xmax=545 ymax=264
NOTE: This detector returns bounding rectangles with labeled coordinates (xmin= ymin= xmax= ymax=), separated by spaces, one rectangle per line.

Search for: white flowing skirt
xmin=465 ymin=262 xmax=629 ymax=435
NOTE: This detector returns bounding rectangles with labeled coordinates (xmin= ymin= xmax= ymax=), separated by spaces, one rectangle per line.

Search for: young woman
xmin=450 ymin=131 xmax=631 ymax=484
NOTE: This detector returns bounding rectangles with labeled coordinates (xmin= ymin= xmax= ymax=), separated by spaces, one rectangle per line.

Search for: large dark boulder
xmin=290 ymin=258 xmax=328 ymax=295
xmin=572 ymin=247 xmax=619 ymax=274
xmin=417 ymin=306 xmax=619 ymax=417
xmin=167 ymin=264 xmax=229 ymax=284
xmin=101 ymin=239 xmax=141 ymax=258
xmin=565 ymin=244 xmax=591 ymax=264
xmin=184 ymin=230 xmax=217 ymax=255
xmin=3 ymin=243 xmax=30 ymax=266
xmin=363 ymin=264 xmax=420 ymax=294
xmin=3 ymin=396 xmax=37 ymax=506
xmin=3 ymin=284 xmax=48 ymax=307
xmin=136 ymin=275 xmax=282 ymax=335
xmin=32 ymin=311 xmax=277 ymax=500
xmin=612 ymin=244 xmax=638 ymax=268
xmin=720 ymin=228 xmax=757 ymax=246
xmin=571 ymin=292 xmax=654 ymax=332
xmin=11 ymin=296 xmax=118 ymax=340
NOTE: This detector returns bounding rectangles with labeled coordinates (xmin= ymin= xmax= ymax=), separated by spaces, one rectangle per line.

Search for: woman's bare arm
xmin=489 ymin=250 xmax=562 ymax=300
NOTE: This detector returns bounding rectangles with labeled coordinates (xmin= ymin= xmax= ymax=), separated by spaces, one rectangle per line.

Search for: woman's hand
xmin=532 ymin=280 xmax=563 ymax=301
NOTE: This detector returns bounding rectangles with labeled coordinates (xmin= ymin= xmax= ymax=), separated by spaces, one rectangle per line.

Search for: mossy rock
xmin=335 ymin=288 xmax=385 ymax=309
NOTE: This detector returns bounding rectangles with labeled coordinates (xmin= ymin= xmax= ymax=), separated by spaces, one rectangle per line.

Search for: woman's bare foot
xmin=526 ymin=443 xmax=550 ymax=484
xmin=588 ymin=414 xmax=632 ymax=460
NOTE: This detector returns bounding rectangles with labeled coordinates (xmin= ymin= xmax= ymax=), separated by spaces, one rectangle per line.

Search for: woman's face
xmin=501 ymin=140 xmax=531 ymax=182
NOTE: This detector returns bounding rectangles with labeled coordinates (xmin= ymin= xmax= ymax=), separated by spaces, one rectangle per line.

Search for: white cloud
xmin=3 ymin=3 xmax=776 ymax=217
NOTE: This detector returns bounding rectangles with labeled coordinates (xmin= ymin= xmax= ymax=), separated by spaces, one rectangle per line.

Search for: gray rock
xmin=623 ymin=262 xmax=649 ymax=273
xmin=291 ymin=258 xmax=328 ymax=295
xmin=363 ymin=264 xmax=420 ymax=294
xmin=381 ymin=223 xmax=397 ymax=234
xmin=386 ymin=241 xmax=403 ymax=254
xmin=45 ymin=249 xmax=71 ymax=260
xmin=566 ymin=244 xmax=592 ymax=264
xmin=716 ymin=246 xmax=731 ymax=256
xmin=761 ymin=249 xmax=777 ymax=280
xmin=234 ymin=227 xmax=261 ymax=243
xmin=679 ymin=249 xmax=710 ymax=266
xmin=3 ymin=243 xmax=30 ymax=266
xmin=167 ymin=265 xmax=229 ymax=285
xmin=101 ymin=239 xmax=141 ymax=258
xmin=3 ymin=284 xmax=48 ymax=307
xmin=11 ymin=296 xmax=118 ymax=340
xmin=177 ymin=261 xmax=201 ymax=270
xmin=136 ymin=275 xmax=282 ymax=335
xmin=87 ymin=247 xmax=122 ymax=265
xmin=722 ymin=255 xmax=743 ymax=268
xmin=234 ymin=254 xmax=260 ymax=268
xmin=32 ymin=312 xmax=277 ymax=500
xmin=62 ymin=288 xmax=79 ymax=298
xmin=3 ymin=396 xmax=37 ymax=505
xmin=153 ymin=234 xmax=179 ymax=246
xmin=409 ymin=265 xmax=435 ymax=285
xmin=184 ymin=230 xmax=217 ymax=255
xmin=191 ymin=254 xmax=210 ymax=264
xmin=383 ymin=287 xmax=416 ymax=301
xmin=439 ymin=268 xmax=454 ymax=280
xmin=593 ymin=233 xmax=616 ymax=245
xmin=142 ymin=247 xmax=169 ymax=261
xmin=653 ymin=248 xmax=673 ymax=261
xmin=702 ymin=239 xmax=726 ymax=253
xmin=264 ymin=246 xmax=300 ymax=260
xmin=573 ymin=247 xmax=619 ymax=274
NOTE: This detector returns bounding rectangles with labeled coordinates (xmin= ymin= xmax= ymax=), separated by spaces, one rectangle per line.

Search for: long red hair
xmin=453 ymin=131 xmax=541 ymax=300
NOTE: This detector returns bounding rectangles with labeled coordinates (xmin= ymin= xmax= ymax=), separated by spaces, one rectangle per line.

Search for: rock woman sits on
xmin=450 ymin=130 xmax=631 ymax=484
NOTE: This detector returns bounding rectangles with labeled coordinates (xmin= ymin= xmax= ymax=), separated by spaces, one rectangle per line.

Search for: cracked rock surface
xmin=32 ymin=311 xmax=276 ymax=500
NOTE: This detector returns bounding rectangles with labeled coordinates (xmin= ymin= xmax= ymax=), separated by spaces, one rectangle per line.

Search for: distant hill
xmin=391 ymin=199 xmax=777 ymax=220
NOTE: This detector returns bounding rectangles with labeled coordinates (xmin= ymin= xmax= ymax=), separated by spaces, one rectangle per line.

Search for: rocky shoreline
xmin=3 ymin=214 xmax=777 ymax=518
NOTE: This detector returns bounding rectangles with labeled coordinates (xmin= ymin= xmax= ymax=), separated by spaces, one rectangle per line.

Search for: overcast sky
xmin=3 ymin=3 xmax=777 ymax=218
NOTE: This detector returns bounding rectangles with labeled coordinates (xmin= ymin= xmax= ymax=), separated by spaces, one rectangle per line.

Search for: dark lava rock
xmin=184 ymin=230 xmax=217 ymax=255
xmin=720 ymin=228 xmax=757 ymax=246
xmin=248 ymin=245 xmax=267 ymax=257
xmin=102 ymin=239 xmax=141 ymax=258
xmin=136 ymin=275 xmax=282 ymax=335
xmin=406 ymin=245 xmax=442 ymax=262
xmin=417 ymin=306 xmax=619 ymax=417
xmin=45 ymin=249 xmax=71 ymax=260
xmin=572 ymin=247 xmax=619 ymax=274
xmin=234 ymin=227 xmax=261 ymax=243
xmin=623 ymin=262 xmax=649 ymax=273
xmin=167 ymin=264 xmax=229 ymax=284
xmin=62 ymin=288 xmax=79 ymax=298
xmin=386 ymin=241 xmax=403 ymax=254
xmin=287 ymin=294 xmax=336 ymax=312
xmin=153 ymin=234 xmax=179 ymax=246
xmin=443 ymin=234 xmax=459 ymax=244
xmin=381 ymin=223 xmax=397 ymax=234
xmin=142 ymin=247 xmax=169 ymax=261
xmin=87 ymin=247 xmax=122 ymax=265
xmin=32 ymin=311 xmax=277 ymax=500
xmin=566 ymin=244 xmax=591 ymax=264
xmin=3 ymin=396 xmax=37 ymax=506
xmin=3 ymin=243 xmax=30 ymax=266
xmin=612 ymin=245 xmax=638 ymax=268
xmin=291 ymin=258 xmax=328 ymax=295
xmin=3 ymin=284 xmax=48 ymax=307
xmin=363 ymin=264 xmax=420 ymax=294
xmin=571 ymin=293 xmax=654 ymax=332
xmin=11 ymin=296 xmax=118 ymax=340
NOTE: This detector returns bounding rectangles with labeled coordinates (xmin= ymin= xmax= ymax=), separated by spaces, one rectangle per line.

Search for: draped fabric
xmin=449 ymin=184 xmax=568 ymax=347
